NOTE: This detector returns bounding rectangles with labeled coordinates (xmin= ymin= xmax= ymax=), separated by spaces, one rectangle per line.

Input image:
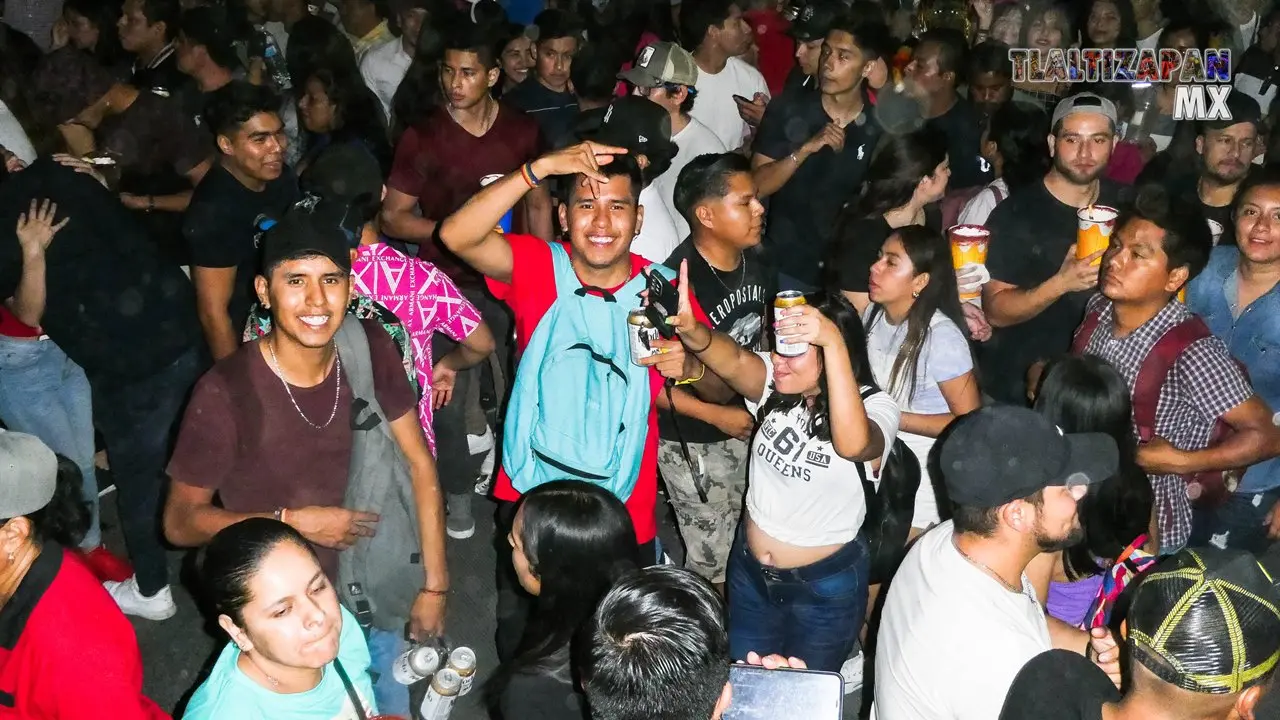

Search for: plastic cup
xmin=1076 ymin=205 xmax=1118 ymax=265
xmin=949 ymin=224 xmax=990 ymax=300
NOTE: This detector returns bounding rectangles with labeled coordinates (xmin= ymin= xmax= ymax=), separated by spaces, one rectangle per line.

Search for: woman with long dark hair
xmin=494 ymin=22 xmax=534 ymax=98
xmin=1081 ymin=0 xmax=1138 ymax=47
xmin=863 ymin=226 xmax=980 ymax=532
xmin=958 ymin=103 xmax=1050 ymax=227
xmin=296 ymin=67 xmax=392 ymax=175
xmin=185 ymin=518 xmax=378 ymax=718
xmin=1028 ymin=355 xmax=1155 ymax=628
xmin=0 ymin=432 xmax=166 ymax=718
xmin=1012 ymin=1 xmax=1075 ymax=114
xmin=486 ymin=481 xmax=640 ymax=718
xmin=828 ymin=128 xmax=950 ymax=314
xmin=667 ymin=281 xmax=899 ymax=673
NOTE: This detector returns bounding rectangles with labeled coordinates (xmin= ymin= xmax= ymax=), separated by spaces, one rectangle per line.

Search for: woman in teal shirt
xmin=185 ymin=518 xmax=377 ymax=719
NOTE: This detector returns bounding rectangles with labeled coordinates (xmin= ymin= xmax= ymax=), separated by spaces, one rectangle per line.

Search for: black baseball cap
xmin=259 ymin=198 xmax=354 ymax=276
xmin=1127 ymin=546 xmax=1280 ymax=695
xmin=589 ymin=95 xmax=676 ymax=168
xmin=789 ymin=0 xmax=843 ymax=41
xmin=1201 ymin=91 xmax=1263 ymax=133
xmin=939 ymin=406 xmax=1118 ymax=508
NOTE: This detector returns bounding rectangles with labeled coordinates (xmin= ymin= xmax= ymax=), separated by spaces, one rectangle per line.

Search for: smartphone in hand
xmin=644 ymin=270 xmax=680 ymax=339
xmin=721 ymin=665 xmax=843 ymax=720
xmin=732 ymin=94 xmax=753 ymax=104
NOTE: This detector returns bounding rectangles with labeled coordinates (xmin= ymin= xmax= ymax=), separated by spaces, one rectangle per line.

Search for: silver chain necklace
xmin=952 ymin=535 xmax=1022 ymax=594
xmin=267 ymin=338 xmax=342 ymax=430
xmin=700 ymin=249 xmax=746 ymax=292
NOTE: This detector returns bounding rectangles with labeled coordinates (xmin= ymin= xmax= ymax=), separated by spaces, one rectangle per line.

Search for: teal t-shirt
xmin=183 ymin=606 xmax=377 ymax=720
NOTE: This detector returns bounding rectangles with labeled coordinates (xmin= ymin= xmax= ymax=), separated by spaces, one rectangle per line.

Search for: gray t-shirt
xmin=863 ymin=308 xmax=972 ymax=415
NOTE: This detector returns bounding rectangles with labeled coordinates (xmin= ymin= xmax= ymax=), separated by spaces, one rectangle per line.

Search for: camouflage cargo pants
xmin=658 ymin=437 xmax=750 ymax=584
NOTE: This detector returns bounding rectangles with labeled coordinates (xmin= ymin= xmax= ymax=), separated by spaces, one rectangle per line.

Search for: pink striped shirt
xmin=352 ymin=242 xmax=483 ymax=454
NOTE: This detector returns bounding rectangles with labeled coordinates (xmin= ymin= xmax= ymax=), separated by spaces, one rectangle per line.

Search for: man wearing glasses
xmin=623 ymin=41 xmax=728 ymax=239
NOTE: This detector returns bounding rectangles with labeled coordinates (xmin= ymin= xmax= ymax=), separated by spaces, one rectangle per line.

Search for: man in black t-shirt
xmin=504 ymin=10 xmax=581 ymax=145
xmin=981 ymin=92 xmax=1129 ymax=404
xmin=1180 ymin=93 xmax=1263 ymax=249
xmin=0 ymin=158 xmax=202 ymax=621
xmin=906 ymin=30 xmax=993 ymax=191
xmin=752 ymin=17 xmax=883 ymax=290
xmin=780 ymin=0 xmax=842 ymax=94
xmin=175 ymin=6 xmax=240 ymax=130
xmin=119 ymin=0 xmax=188 ymax=96
xmin=660 ymin=152 xmax=775 ymax=589
xmin=184 ymin=81 xmax=300 ymax=361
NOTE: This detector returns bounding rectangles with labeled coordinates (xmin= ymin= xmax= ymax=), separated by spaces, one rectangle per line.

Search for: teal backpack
xmin=504 ymin=242 xmax=674 ymax=501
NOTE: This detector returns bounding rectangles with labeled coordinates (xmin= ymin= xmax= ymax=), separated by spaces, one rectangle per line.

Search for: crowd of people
xmin=4 ymin=0 xmax=1280 ymax=718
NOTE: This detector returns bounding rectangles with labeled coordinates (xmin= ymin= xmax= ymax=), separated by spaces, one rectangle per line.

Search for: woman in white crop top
xmin=667 ymin=278 xmax=899 ymax=673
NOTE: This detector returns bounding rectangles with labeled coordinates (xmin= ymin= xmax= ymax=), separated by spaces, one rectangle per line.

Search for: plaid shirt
xmin=1078 ymin=295 xmax=1253 ymax=551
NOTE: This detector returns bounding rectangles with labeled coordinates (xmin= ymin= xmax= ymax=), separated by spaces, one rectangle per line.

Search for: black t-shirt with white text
xmin=755 ymin=85 xmax=882 ymax=286
xmin=658 ymin=240 xmax=777 ymax=443
xmin=926 ymin=97 xmax=993 ymax=191
xmin=981 ymin=178 xmax=1129 ymax=403
xmin=183 ymin=163 xmax=300 ymax=335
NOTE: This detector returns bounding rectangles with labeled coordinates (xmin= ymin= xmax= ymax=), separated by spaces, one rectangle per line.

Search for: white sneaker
xmin=840 ymin=651 xmax=864 ymax=695
xmin=103 ymin=576 xmax=176 ymax=621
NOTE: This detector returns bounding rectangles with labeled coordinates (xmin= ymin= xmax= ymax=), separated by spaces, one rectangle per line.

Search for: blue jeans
xmin=726 ymin=528 xmax=868 ymax=672
xmin=366 ymin=627 xmax=410 ymax=717
xmin=91 ymin=348 xmax=201 ymax=596
xmin=1189 ymin=488 xmax=1280 ymax=554
xmin=0 ymin=336 xmax=99 ymax=548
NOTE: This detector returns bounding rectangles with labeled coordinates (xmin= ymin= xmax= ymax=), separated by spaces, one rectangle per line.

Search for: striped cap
xmin=1127 ymin=547 xmax=1280 ymax=695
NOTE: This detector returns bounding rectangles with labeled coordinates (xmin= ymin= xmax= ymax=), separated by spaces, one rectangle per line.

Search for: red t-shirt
xmin=0 ymin=307 xmax=39 ymax=338
xmin=486 ymin=235 xmax=708 ymax=543
xmin=746 ymin=9 xmax=795 ymax=97
xmin=386 ymin=104 xmax=543 ymax=288
xmin=0 ymin=549 xmax=169 ymax=719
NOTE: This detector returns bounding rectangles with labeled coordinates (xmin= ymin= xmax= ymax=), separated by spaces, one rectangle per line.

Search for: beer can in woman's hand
xmin=774 ymin=291 xmax=809 ymax=357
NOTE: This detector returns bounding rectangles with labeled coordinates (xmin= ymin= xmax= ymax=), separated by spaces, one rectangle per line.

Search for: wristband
xmin=273 ymin=507 xmax=288 ymax=524
xmin=522 ymin=162 xmax=541 ymax=188
xmin=686 ymin=331 xmax=713 ymax=354
xmin=675 ymin=363 xmax=706 ymax=386
xmin=420 ymin=587 xmax=449 ymax=596
xmin=146 ymin=195 xmax=155 ymax=213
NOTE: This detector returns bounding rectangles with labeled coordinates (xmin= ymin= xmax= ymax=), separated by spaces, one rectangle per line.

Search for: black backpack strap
xmin=333 ymin=658 xmax=369 ymax=720
xmin=664 ymin=382 xmax=708 ymax=503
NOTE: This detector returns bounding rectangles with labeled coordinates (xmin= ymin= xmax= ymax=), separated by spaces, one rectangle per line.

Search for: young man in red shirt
xmin=439 ymin=141 xmax=718 ymax=658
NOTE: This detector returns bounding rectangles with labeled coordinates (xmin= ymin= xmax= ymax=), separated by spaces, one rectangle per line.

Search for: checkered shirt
xmin=1078 ymin=295 xmax=1253 ymax=551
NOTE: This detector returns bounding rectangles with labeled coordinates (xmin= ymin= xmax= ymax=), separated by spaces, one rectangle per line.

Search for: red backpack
xmin=940 ymin=183 xmax=1005 ymax=230
xmin=1071 ymin=311 xmax=1241 ymax=511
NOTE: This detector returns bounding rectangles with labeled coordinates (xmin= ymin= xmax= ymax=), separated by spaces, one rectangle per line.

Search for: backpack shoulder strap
xmin=1072 ymin=310 xmax=1103 ymax=354
xmin=990 ymin=183 xmax=1006 ymax=204
xmin=548 ymin=242 xmax=580 ymax=298
xmin=334 ymin=317 xmax=388 ymax=429
xmin=1131 ymin=317 xmax=1213 ymax=441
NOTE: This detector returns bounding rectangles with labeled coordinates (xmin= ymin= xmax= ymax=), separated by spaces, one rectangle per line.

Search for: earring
xmin=6 ymin=552 xmax=13 ymax=563
xmin=912 ymin=291 xmax=920 ymax=298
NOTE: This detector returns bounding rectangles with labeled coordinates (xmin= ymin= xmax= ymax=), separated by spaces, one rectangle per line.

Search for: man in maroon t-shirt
xmin=163 ymin=198 xmax=449 ymax=715
xmin=381 ymin=25 xmax=551 ymax=280
xmin=381 ymin=22 xmax=549 ymax=431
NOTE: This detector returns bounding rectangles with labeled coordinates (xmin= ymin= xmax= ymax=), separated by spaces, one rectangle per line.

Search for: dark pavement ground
xmin=98 ymin=477 xmax=863 ymax=719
